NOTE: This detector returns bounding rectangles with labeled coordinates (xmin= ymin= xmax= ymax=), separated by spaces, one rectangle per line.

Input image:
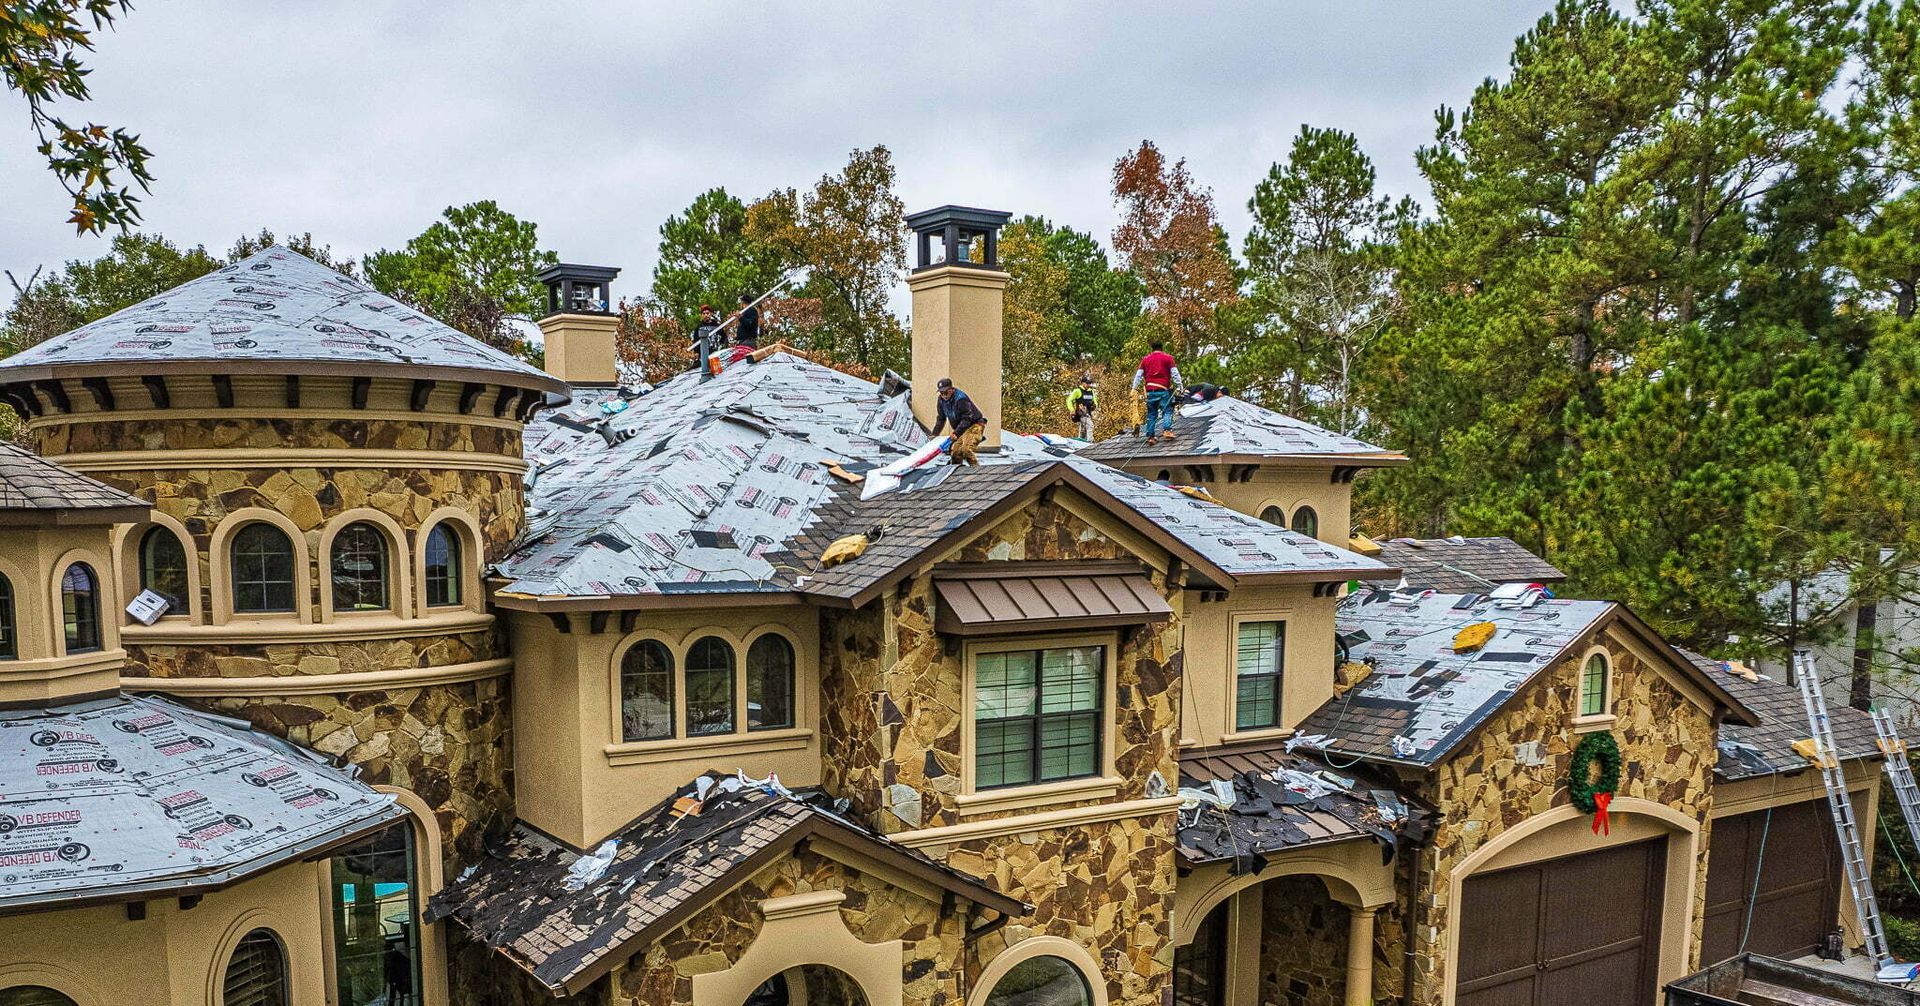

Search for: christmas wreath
xmin=1569 ymin=731 xmax=1622 ymax=835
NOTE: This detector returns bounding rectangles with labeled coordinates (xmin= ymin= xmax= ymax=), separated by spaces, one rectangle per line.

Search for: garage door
xmin=1702 ymin=800 xmax=1840 ymax=964
xmin=1457 ymin=838 xmax=1665 ymax=1006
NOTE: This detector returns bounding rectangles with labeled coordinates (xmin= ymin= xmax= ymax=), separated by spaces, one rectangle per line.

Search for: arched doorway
xmin=739 ymin=965 xmax=871 ymax=1006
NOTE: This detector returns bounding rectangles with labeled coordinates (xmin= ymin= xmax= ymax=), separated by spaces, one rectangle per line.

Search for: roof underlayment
xmin=0 ymin=248 xmax=560 ymax=391
xmin=1077 ymin=394 xmax=1404 ymax=464
xmin=0 ymin=693 xmax=401 ymax=911
xmin=1298 ymin=587 xmax=1617 ymax=766
xmin=503 ymin=353 xmax=1393 ymax=600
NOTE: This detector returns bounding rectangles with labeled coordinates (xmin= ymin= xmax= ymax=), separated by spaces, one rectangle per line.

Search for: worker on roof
xmin=1067 ymin=373 xmax=1097 ymax=440
xmin=689 ymin=304 xmax=723 ymax=371
xmin=734 ymin=293 xmax=761 ymax=349
xmin=1130 ymin=340 xmax=1184 ymax=440
xmin=931 ymin=377 xmax=986 ymax=466
xmin=1187 ymin=382 xmax=1226 ymax=403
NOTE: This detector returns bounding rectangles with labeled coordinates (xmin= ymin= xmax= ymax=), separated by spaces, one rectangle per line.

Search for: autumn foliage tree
xmin=1110 ymin=141 xmax=1239 ymax=366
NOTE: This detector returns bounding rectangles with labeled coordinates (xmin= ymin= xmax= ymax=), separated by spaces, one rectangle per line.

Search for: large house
xmin=0 ymin=206 xmax=1892 ymax=1006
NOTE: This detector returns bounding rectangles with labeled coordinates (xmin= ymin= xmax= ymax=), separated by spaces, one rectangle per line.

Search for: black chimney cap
xmin=535 ymin=263 xmax=622 ymax=318
xmin=906 ymin=206 xmax=1012 ymax=272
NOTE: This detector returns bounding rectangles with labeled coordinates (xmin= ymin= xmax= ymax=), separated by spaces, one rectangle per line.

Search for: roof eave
xmin=0 ymin=504 xmax=151 ymax=527
xmin=1229 ymin=565 xmax=1401 ymax=588
xmin=1609 ymin=607 xmax=1762 ymax=727
xmin=0 ymin=357 xmax=571 ymax=400
xmin=488 ymin=589 xmax=808 ymax=612
xmin=1097 ymin=451 xmax=1411 ymax=470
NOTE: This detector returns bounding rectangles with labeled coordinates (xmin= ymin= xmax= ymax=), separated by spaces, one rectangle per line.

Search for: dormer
xmin=0 ymin=443 xmax=149 ymax=706
xmin=1076 ymin=396 xmax=1406 ymax=546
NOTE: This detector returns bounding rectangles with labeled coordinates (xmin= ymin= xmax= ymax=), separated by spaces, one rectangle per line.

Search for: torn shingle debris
xmin=1176 ymin=744 xmax=1429 ymax=873
xmin=424 ymin=771 xmax=1023 ymax=997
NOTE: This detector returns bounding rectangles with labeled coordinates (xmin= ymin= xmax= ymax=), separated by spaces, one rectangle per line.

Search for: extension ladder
xmin=1873 ymin=707 xmax=1920 ymax=854
xmin=1795 ymin=652 xmax=1916 ymax=982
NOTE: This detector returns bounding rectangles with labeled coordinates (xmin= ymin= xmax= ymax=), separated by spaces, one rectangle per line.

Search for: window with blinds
xmin=222 ymin=928 xmax=289 ymax=1006
xmin=1235 ymin=620 xmax=1286 ymax=730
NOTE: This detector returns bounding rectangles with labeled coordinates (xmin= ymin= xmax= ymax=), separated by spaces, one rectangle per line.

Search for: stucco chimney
xmin=535 ymin=263 xmax=622 ymax=387
xmin=906 ymin=206 xmax=1012 ymax=448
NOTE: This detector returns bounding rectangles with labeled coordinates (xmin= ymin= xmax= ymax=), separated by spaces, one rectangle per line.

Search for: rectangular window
xmin=331 ymin=821 xmax=421 ymax=1005
xmin=973 ymin=644 xmax=1103 ymax=789
xmin=1235 ymin=620 xmax=1285 ymax=730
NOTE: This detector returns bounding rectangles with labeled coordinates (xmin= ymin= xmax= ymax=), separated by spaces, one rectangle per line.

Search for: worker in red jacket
xmin=1130 ymin=341 xmax=1185 ymax=439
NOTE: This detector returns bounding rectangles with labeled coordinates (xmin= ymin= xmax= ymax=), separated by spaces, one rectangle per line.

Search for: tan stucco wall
xmin=0 ymin=859 xmax=331 ymax=1006
xmin=909 ymin=266 xmax=1007 ymax=447
xmin=538 ymin=313 xmax=620 ymax=387
xmin=507 ymin=605 xmax=824 ymax=848
xmin=1178 ymin=584 xmax=1338 ymax=747
xmin=0 ymin=524 xmax=127 ymax=705
xmin=1105 ymin=464 xmax=1354 ymax=546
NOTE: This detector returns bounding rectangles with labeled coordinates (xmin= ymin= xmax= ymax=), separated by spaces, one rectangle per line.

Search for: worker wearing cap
xmin=1067 ymin=373 xmax=1097 ymax=440
xmin=931 ymin=377 xmax=986 ymax=466
xmin=1130 ymin=340 xmax=1184 ymax=440
xmin=734 ymin=293 xmax=761 ymax=348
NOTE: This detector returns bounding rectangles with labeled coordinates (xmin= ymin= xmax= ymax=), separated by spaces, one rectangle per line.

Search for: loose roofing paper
xmin=1300 ymin=586 xmax=1616 ymax=766
xmin=503 ymin=354 xmax=1392 ymax=599
xmin=0 ymin=247 xmax=556 ymax=389
xmin=1078 ymin=394 xmax=1401 ymax=463
xmin=0 ymin=693 xmax=402 ymax=910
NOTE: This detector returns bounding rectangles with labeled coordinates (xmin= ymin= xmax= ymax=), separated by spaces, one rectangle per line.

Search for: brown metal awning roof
xmin=932 ymin=561 xmax=1173 ymax=636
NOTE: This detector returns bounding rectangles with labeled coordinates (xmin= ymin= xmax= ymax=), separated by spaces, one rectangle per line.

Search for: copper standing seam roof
xmin=931 ymin=561 xmax=1172 ymax=636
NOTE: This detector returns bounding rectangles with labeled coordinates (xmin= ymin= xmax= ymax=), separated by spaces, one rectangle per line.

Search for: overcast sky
xmin=1 ymin=2 xmax=1548 ymax=311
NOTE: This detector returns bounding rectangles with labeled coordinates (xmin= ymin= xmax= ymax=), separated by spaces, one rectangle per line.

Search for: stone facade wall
xmin=34 ymin=415 xmax=526 ymax=566
xmin=820 ymin=497 xmax=1180 ymax=832
xmin=125 ymin=627 xmax=498 ymax=679
xmin=819 ymin=496 xmax=1184 ymax=1006
xmin=605 ymin=846 xmax=963 ymax=1006
xmin=941 ymin=813 xmax=1179 ymax=1006
xmin=204 ymin=676 xmax=513 ymax=866
xmin=1258 ymin=876 xmax=1349 ymax=1006
xmin=1390 ymin=626 xmax=1718 ymax=1006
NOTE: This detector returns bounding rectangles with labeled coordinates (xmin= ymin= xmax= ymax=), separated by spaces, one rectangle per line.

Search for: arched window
xmin=423 ymin=524 xmax=462 ymax=607
xmin=330 ymin=522 xmax=389 ymax=612
xmin=139 ymin=526 xmax=190 ymax=614
xmin=0 ymin=573 xmax=16 ymax=660
xmin=1173 ymin=901 xmax=1229 ymax=1006
xmin=620 ymin=640 xmax=675 ymax=742
xmin=983 ymin=955 xmax=1093 ymax=1006
xmin=1580 ymin=651 xmax=1611 ymax=717
xmin=0 ymin=987 xmax=78 ymax=1006
xmin=61 ymin=563 xmax=100 ymax=653
xmin=1258 ymin=505 xmax=1285 ymax=526
xmin=1289 ymin=505 xmax=1319 ymax=539
xmin=685 ymin=636 xmax=736 ymax=736
xmin=231 ymin=523 xmax=297 ymax=613
xmin=222 ymin=928 xmax=289 ymax=1006
xmin=747 ymin=634 xmax=796 ymax=731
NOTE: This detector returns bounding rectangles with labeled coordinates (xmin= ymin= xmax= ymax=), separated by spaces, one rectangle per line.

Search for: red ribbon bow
xmin=1591 ymin=792 xmax=1612 ymax=836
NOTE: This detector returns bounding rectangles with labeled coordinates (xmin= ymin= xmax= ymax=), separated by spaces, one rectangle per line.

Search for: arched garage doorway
xmin=1444 ymin=797 xmax=1700 ymax=1006
xmin=741 ymin=965 xmax=871 ymax=1006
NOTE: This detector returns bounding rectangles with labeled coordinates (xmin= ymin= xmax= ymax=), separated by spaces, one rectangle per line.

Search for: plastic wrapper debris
xmin=560 ymin=840 xmax=619 ymax=892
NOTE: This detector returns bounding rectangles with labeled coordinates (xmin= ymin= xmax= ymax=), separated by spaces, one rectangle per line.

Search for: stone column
xmin=1345 ymin=905 xmax=1378 ymax=1006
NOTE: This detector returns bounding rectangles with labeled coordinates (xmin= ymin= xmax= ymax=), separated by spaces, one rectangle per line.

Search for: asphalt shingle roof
xmin=1684 ymin=650 xmax=1884 ymax=780
xmin=424 ymin=774 xmax=1018 ymax=996
xmin=0 ymin=247 xmax=562 ymax=393
xmin=0 ymin=442 xmax=145 ymax=515
xmin=1371 ymin=537 xmax=1567 ymax=594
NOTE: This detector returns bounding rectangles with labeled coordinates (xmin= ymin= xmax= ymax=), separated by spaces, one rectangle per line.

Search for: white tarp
xmin=0 ymin=693 xmax=401 ymax=910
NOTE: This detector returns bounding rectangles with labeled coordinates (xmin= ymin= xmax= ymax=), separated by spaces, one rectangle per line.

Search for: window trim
xmin=604 ymin=624 xmax=812 ymax=757
xmin=617 ymin=637 xmax=677 ymax=743
xmin=966 ymin=937 xmax=1110 ymax=1006
xmin=117 ymin=516 xmax=201 ymax=623
xmin=209 ymin=510 xmax=311 ymax=625
xmin=51 ymin=557 xmax=104 ymax=657
xmin=745 ymin=631 xmax=797 ymax=733
xmin=317 ymin=510 xmax=408 ymax=620
xmin=414 ymin=508 xmax=484 ymax=615
xmin=1574 ymin=644 xmax=1615 ymax=730
xmin=1223 ymin=609 xmax=1293 ymax=740
xmin=1288 ymin=505 xmax=1319 ymax=539
xmin=421 ymin=523 xmax=463 ymax=609
xmin=960 ymin=632 xmax=1119 ymax=803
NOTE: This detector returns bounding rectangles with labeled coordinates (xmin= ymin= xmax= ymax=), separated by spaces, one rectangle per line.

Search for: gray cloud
xmin=1 ymin=1 xmax=1545 ymax=310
